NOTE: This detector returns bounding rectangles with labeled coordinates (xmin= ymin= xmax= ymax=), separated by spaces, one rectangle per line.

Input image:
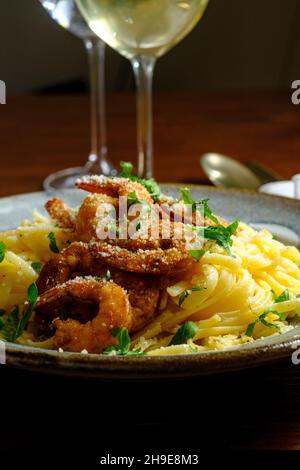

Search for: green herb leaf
xmin=119 ymin=161 xmax=161 ymax=202
xmin=178 ymin=290 xmax=189 ymax=307
xmin=170 ymin=321 xmax=199 ymax=346
xmin=246 ymin=307 xmax=282 ymax=337
xmin=0 ymin=306 xmax=20 ymax=342
xmin=0 ymin=241 xmax=7 ymax=263
xmin=189 ymin=249 xmax=205 ymax=262
xmin=141 ymin=179 xmax=161 ymax=202
xmin=120 ymin=161 xmax=134 ymax=178
xmin=180 ymin=188 xmax=194 ymax=206
xmin=15 ymin=283 xmax=38 ymax=338
xmin=27 ymin=283 xmax=38 ymax=304
xmin=180 ymin=189 xmax=219 ymax=225
xmin=103 ymin=327 xmax=144 ymax=356
xmin=201 ymin=198 xmax=220 ymax=225
xmin=31 ymin=262 xmax=43 ymax=274
xmin=178 ymin=286 xmax=202 ymax=307
xmin=196 ymin=219 xmax=240 ymax=256
xmin=127 ymin=191 xmax=139 ymax=208
xmin=48 ymin=232 xmax=60 ymax=253
xmin=272 ymin=289 xmax=290 ymax=303
xmin=1 ymin=284 xmax=38 ymax=342
xmin=105 ymin=270 xmax=112 ymax=281
xmin=127 ymin=191 xmax=150 ymax=212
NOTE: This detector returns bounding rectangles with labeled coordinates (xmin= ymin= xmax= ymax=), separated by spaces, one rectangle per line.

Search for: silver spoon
xmin=200 ymin=153 xmax=281 ymax=189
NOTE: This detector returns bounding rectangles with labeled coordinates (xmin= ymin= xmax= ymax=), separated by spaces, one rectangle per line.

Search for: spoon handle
xmin=246 ymin=161 xmax=282 ymax=185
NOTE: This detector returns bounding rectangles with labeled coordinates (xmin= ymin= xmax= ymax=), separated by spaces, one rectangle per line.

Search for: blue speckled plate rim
xmin=1 ymin=184 xmax=300 ymax=378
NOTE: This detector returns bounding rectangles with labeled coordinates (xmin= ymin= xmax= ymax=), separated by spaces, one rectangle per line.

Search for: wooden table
xmin=0 ymin=91 xmax=299 ymax=197
xmin=0 ymin=92 xmax=300 ymax=455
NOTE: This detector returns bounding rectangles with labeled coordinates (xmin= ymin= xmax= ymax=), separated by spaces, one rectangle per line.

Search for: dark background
xmin=1 ymin=0 xmax=300 ymax=95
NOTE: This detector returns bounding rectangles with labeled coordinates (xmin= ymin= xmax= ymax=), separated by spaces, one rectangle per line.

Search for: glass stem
xmin=84 ymin=37 xmax=107 ymax=172
xmin=131 ymin=56 xmax=156 ymax=179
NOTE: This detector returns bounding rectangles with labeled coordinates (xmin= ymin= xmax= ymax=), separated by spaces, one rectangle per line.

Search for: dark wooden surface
xmin=0 ymin=91 xmax=300 ymax=454
xmin=0 ymin=91 xmax=300 ymax=197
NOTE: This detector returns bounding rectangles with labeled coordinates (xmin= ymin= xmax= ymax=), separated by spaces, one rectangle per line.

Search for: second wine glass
xmin=39 ymin=0 xmax=116 ymax=192
xmin=75 ymin=0 xmax=210 ymax=179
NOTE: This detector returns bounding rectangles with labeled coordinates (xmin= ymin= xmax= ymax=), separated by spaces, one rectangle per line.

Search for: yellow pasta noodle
xmin=134 ymin=223 xmax=300 ymax=353
xmin=1 ymin=213 xmax=300 ymax=355
xmin=0 ymin=213 xmax=74 ymax=312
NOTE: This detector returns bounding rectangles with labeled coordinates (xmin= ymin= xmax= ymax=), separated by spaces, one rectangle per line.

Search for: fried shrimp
xmin=90 ymin=239 xmax=194 ymax=275
xmin=76 ymin=193 xmax=118 ymax=243
xmin=35 ymin=242 xmax=161 ymax=335
xmin=45 ymin=198 xmax=76 ymax=229
xmin=76 ymin=175 xmax=154 ymax=204
xmin=36 ymin=278 xmax=132 ymax=353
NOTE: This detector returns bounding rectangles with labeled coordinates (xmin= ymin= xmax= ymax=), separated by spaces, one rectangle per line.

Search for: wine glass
xmin=39 ymin=0 xmax=116 ymax=192
xmin=75 ymin=0 xmax=209 ymax=179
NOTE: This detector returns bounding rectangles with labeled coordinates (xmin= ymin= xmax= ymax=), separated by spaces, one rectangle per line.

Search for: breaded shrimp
xmin=76 ymin=175 xmax=153 ymax=204
xmin=90 ymin=239 xmax=194 ymax=275
xmin=76 ymin=193 xmax=118 ymax=243
xmin=45 ymin=198 xmax=77 ymax=229
xmin=37 ymin=278 xmax=132 ymax=353
xmin=35 ymin=242 xmax=161 ymax=335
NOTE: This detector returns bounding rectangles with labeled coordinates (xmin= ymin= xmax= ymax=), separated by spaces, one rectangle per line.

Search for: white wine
xmin=76 ymin=0 xmax=209 ymax=59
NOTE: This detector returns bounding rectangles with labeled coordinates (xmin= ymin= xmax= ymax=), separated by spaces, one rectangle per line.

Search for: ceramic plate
xmin=1 ymin=185 xmax=300 ymax=379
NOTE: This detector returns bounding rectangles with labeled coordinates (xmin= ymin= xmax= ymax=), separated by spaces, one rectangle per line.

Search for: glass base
xmin=43 ymin=162 xmax=117 ymax=194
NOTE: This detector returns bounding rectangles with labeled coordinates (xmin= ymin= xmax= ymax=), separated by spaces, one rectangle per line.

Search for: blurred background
xmin=2 ymin=0 xmax=300 ymax=95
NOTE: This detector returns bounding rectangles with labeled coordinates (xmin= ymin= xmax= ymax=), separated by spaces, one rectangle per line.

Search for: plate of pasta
xmin=1 ymin=163 xmax=300 ymax=378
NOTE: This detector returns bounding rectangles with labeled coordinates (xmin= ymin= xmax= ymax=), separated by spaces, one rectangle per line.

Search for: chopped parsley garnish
xmin=181 ymin=189 xmax=239 ymax=256
xmin=180 ymin=188 xmax=194 ymax=206
xmin=127 ymin=190 xmax=150 ymax=214
xmin=193 ymin=219 xmax=240 ymax=256
xmin=120 ymin=161 xmax=161 ymax=202
xmin=127 ymin=190 xmax=139 ymax=208
xmin=0 ymin=283 xmax=38 ymax=342
xmin=48 ymin=232 xmax=60 ymax=253
xmin=189 ymin=249 xmax=205 ymax=262
xmin=179 ymin=286 xmax=203 ymax=307
xmin=120 ymin=161 xmax=134 ymax=178
xmin=103 ymin=327 xmax=144 ymax=356
xmin=170 ymin=321 xmax=199 ymax=346
xmin=15 ymin=283 xmax=38 ymax=338
xmin=272 ymin=289 xmax=290 ymax=303
xmin=0 ymin=306 xmax=20 ymax=342
xmin=246 ymin=307 xmax=284 ymax=337
xmin=0 ymin=241 xmax=7 ymax=263
xmin=105 ymin=270 xmax=112 ymax=281
xmin=180 ymin=189 xmax=219 ymax=225
xmin=31 ymin=262 xmax=43 ymax=274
